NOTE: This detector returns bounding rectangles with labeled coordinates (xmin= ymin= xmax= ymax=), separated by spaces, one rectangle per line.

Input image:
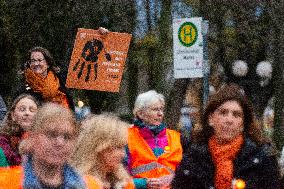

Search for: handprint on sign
xmin=72 ymin=39 xmax=111 ymax=82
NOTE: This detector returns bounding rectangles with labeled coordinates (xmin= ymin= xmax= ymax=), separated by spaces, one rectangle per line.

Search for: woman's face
xmin=138 ymin=100 xmax=165 ymax=126
xmin=11 ymin=97 xmax=38 ymax=131
xmin=208 ymin=100 xmax=244 ymax=144
xmin=30 ymin=51 xmax=49 ymax=77
xmin=32 ymin=118 xmax=76 ymax=167
xmin=99 ymin=146 xmax=125 ymax=172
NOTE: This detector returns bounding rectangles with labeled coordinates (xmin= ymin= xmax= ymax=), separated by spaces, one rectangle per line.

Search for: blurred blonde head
xmin=30 ymin=103 xmax=77 ymax=134
xmin=71 ymin=113 xmax=130 ymax=186
xmin=20 ymin=103 xmax=78 ymax=155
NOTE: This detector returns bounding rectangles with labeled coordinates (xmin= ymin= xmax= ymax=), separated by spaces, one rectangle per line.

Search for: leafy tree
xmin=0 ymin=0 xmax=136 ymax=113
xmin=0 ymin=0 xmax=19 ymax=103
xmin=182 ymin=0 xmax=283 ymax=148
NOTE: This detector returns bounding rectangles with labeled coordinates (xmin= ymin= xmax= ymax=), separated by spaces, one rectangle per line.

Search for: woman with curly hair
xmin=71 ymin=113 xmax=134 ymax=189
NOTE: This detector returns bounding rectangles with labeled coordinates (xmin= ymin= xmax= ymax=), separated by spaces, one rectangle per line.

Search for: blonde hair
xmin=19 ymin=103 xmax=78 ymax=155
xmin=71 ymin=113 xmax=130 ymax=188
xmin=30 ymin=102 xmax=77 ymax=133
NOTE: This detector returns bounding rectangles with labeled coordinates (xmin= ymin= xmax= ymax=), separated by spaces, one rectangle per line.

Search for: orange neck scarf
xmin=25 ymin=68 xmax=69 ymax=108
xmin=209 ymin=135 xmax=244 ymax=189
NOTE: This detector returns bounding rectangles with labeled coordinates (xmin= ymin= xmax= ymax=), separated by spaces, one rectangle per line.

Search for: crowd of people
xmin=0 ymin=45 xmax=283 ymax=189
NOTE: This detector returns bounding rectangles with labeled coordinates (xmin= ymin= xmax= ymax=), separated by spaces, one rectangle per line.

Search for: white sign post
xmin=173 ymin=17 xmax=204 ymax=78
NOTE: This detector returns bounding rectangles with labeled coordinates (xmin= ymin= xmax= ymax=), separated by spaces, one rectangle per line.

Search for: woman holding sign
xmin=17 ymin=46 xmax=74 ymax=110
xmin=17 ymin=28 xmax=110 ymax=111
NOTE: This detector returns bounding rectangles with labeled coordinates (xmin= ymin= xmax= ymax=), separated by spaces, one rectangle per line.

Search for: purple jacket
xmin=137 ymin=126 xmax=168 ymax=150
xmin=0 ymin=135 xmax=21 ymax=166
xmin=125 ymin=125 xmax=170 ymax=188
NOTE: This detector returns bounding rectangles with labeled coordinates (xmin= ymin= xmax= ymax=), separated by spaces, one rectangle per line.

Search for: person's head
xmin=0 ymin=94 xmax=39 ymax=136
xmin=133 ymin=90 xmax=165 ymax=125
xmin=194 ymin=83 xmax=265 ymax=144
xmin=71 ymin=113 xmax=129 ymax=182
xmin=28 ymin=103 xmax=78 ymax=167
xmin=27 ymin=47 xmax=58 ymax=77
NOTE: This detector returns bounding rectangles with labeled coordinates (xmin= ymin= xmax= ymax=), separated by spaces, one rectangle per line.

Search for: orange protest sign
xmin=66 ymin=28 xmax=132 ymax=92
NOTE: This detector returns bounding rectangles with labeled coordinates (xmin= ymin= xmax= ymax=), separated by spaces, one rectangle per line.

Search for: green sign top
xmin=178 ymin=22 xmax=198 ymax=47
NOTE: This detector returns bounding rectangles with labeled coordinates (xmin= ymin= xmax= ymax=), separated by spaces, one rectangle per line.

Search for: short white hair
xmin=133 ymin=90 xmax=165 ymax=116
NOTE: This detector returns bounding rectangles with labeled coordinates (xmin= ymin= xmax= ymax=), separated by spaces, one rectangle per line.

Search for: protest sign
xmin=66 ymin=28 xmax=132 ymax=92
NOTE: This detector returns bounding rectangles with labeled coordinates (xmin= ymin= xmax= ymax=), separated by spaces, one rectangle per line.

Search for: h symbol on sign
xmin=183 ymin=27 xmax=193 ymax=42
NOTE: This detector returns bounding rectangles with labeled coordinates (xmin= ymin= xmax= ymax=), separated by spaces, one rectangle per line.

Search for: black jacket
xmin=172 ymin=138 xmax=281 ymax=189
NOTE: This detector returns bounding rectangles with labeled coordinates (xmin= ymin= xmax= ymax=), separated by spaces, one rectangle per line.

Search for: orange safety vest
xmin=84 ymin=175 xmax=135 ymax=189
xmin=128 ymin=127 xmax=182 ymax=178
xmin=0 ymin=166 xmax=23 ymax=189
xmin=0 ymin=166 xmax=99 ymax=189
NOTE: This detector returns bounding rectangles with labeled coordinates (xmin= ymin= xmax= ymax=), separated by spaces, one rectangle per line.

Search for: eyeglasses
xmin=149 ymin=107 xmax=164 ymax=113
xmin=30 ymin=58 xmax=45 ymax=64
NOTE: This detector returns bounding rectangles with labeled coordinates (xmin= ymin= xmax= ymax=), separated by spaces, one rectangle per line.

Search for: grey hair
xmin=133 ymin=90 xmax=165 ymax=117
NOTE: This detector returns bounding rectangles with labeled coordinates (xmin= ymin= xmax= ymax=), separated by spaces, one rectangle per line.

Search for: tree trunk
xmin=269 ymin=1 xmax=284 ymax=150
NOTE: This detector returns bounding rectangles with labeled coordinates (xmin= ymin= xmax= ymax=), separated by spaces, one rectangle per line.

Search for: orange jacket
xmin=128 ymin=127 xmax=182 ymax=178
xmin=0 ymin=166 xmax=99 ymax=189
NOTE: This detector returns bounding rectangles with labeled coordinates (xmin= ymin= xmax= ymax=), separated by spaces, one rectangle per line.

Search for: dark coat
xmin=16 ymin=70 xmax=75 ymax=111
xmin=172 ymin=138 xmax=281 ymax=189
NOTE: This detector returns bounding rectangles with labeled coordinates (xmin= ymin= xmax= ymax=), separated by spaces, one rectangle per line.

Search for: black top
xmin=172 ymin=138 xmax=281 ymax=189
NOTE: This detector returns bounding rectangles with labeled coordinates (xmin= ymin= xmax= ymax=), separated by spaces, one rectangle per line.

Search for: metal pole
xmin=202 ymin=20 xmax=209 ymax=109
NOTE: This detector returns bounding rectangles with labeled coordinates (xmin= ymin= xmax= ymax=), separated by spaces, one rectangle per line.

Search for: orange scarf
xmin=209 ymin=135 xmax=244 ymax=189
xmin=25 ymin=68 xmax=69 ymax=108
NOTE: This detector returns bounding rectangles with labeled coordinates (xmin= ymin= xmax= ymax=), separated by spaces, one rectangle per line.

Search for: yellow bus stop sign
xmin=178 ymin=22 xmax=198 ymax=47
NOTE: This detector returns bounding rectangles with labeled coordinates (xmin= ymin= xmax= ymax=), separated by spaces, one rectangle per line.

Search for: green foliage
xmin=0 ymin=0 xmax=19 ymax=101
xmin=0 ymin=0 xmax=136 ymax=111
xmin=183 ymin=0 xmax=283 ymax=148
xmin=137 ymin=33 xmax=159 ymax=50
xmin=1 ymin=0 xmax=281 ymax=140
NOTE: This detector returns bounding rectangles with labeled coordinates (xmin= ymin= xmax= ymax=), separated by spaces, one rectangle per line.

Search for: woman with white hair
xmin=71 ymin=113 xmax=134 ymax=189
xmin=126 ymin=90 xmax=182 ymax=189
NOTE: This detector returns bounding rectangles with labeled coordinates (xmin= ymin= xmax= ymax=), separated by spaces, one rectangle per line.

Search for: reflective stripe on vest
xmin=128 ymin=127 xmax=182 ymax=178
xmin=131 ymin=161 xmax=175 ymax=176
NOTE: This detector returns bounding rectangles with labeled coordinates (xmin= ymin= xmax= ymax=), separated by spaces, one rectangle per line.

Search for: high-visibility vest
xmin=0 ymin=166 xmax=100 ymax=189
xmin=0 ymin=166 xmax=23 ymax=189
xmin=128 ymin=127 xmax=182 ymax=178
xmin=84 ymin=175 xmax=135 ymax=189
